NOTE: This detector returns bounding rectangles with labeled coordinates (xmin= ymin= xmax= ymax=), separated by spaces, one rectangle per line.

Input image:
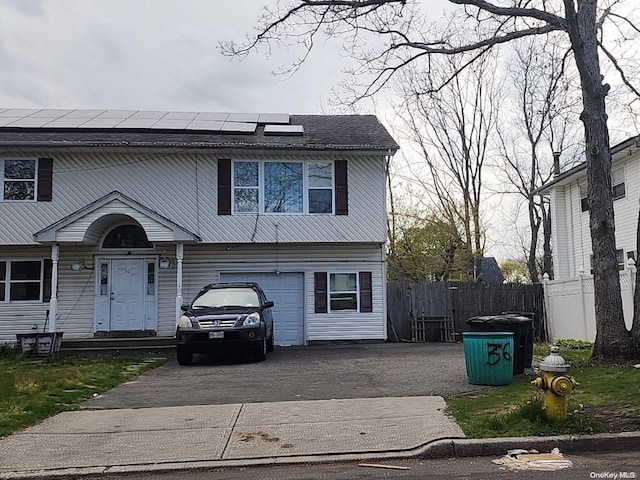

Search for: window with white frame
xmin=579 ymin=182 xmax=588 ymax=212
xmin=2 ymin=158 xmax=36 ymax=201
xmin=612 ymin=166 xmax=625 ymax=200
xmin=233 ymin=161 xmax=334 ymax=214
xmin=0 ymin=260 xmax=44 ymax=302
xmin=329 ymin=273 xmax=358 ymax=311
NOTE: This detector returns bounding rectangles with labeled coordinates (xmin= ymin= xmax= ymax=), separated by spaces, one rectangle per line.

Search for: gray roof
xmin=0 ymin=109 xmax=399 ymax=152
xmin=536 ymin=133 xmax=640 ymax=194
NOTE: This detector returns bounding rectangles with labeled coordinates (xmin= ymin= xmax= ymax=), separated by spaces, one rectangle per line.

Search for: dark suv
xmin=175 ymin=282 xmax=275 ymax=365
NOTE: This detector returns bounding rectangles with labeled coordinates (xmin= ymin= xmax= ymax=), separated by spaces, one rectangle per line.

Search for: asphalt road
xmin=76 ymin=452 xmax=640 ymax=480
xmin=83 ymin=343 xmax=484 ymax=408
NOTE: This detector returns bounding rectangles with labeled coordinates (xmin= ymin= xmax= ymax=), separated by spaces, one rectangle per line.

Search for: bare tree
xmin=223 ymin=0 xmax=640 ymax=361
xmin=393 ymin=51 xmax=500 ymax=278
xmin=497 ymin=36 xmax=582 ymax=282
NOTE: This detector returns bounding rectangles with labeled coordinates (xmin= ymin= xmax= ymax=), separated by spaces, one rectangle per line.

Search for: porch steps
xmin=60 ymin=337 xmax=175 ymax=356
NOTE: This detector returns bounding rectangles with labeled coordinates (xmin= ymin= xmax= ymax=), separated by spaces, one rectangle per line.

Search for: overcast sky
xmin=0 ymin=0 xmax=394 ymax=114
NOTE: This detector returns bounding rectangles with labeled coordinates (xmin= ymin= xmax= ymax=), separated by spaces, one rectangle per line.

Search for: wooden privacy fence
xmin=387 ymin=281 xmax=547 ymax=343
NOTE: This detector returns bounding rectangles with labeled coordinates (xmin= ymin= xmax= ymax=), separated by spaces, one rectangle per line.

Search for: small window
xmin=103 ymin=225 xmax=152 ymax=248
xmin=147 ymin=263 xmax=155 ymax=295
xmin=2 ymin=159 xmax=36 ymax=201
xmin=308 ymin=162 xmax=333 ymax=214
xmin=0 ymin=260 xmax=44 ymax=302
xmin=579 ymin=182 xmax=588 ymax=212
xmin=100 ymin=263 xmax=109 ymax=296
xmin=233 ymin=161 xmax=259 ymax=213
xmin=329 ymin=273 xmax=358 ymax=311
xmin=617 ymin=249 xmax=625 ymax=271
xmin=612 ymin=167 xmax=625 ymax=200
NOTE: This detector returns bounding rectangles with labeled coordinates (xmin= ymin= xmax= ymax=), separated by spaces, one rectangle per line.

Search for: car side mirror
xmin=264 ymin=300 xmax=275 ymax=308
xmin=180 ymin=303 xmax=190 ymax=311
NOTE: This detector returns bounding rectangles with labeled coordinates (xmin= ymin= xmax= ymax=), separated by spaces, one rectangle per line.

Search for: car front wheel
xmin=176 ymin=347 xmax=193 ymax=366
xmin=267 ymin=334 xmax=274 ymax=352
xmin=253 ymin=337 xmax=267 ymax=362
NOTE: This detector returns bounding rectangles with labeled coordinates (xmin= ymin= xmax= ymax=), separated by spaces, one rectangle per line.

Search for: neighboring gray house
xmin=0 ymin=108 xmax=398 ymax=346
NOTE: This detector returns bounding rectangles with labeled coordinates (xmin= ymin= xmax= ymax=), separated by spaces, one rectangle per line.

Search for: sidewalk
xmin=1 ymin=395 xmax=639 ymax=479
xmin=0 ymin=396 xmax=464 ymax=478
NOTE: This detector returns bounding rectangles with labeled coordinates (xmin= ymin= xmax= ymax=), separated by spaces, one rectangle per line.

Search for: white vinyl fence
xmin=543 ymin=261 xmax=636 ymax=341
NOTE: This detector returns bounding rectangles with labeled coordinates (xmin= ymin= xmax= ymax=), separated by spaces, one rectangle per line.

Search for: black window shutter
xmin=335 ymin=160 xmax=348 ymax=215
xmin=314 ymin=272 xmax=328 ymax=313
xmin=218 ymin=159 xmax=232 ymax=215
xmin=359 ymin=271 xmax=372 ymax=313
xmin=43 ymin=259 xmax=53 ymax=302
xmin=37 ymin=158 xmax=53 ymax=202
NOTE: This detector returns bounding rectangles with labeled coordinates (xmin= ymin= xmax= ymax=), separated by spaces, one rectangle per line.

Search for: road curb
xmin=2 ymin=432 xmax=639 ymax=479
xmin=420 ymin=431 xmax=640 ymax=458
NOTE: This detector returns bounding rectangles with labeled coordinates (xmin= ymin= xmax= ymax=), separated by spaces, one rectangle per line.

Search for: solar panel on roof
xmin=95 ymin=110 xmax=136 ymax=119
xmin=149 ymin=119 xmax=193 ymax=129
xmin=130 ymin=111 xmax=168 ymax=119
xmin=30 ymin=109 xmax=73 ymax=118
xmin=263 ymin=124 xmax=304 ymax=136
xmin=5 ymin=117 xmax=52 ymax=128
xmin=0 ymin=117 xmax=25 ymax=126
xmin=63 ymin=110 xmax=106 ymax=118
xmin=79 ymin=118 xmax=123 ymax=128
xmin=220 ymin=122 xmax=257 ymax=133
xmin=187 ymin=120 xmax=225 ymax=131
xmin=257 ymin=113 xmax=290 ymax=124
xmin=44 ymin=118 xmax=92 ymax=128
xmin=194 ymin=112 xmax=229 ymax=121
xmin=162 ymin=112 xmax=198 ymax=120
xmin=227 ymin=113 xmax=259 ymax=123
xmin=0 ymin=109 xmax=40 ymax=117
xmin=116 ymin=118 xmax=159 ymax=129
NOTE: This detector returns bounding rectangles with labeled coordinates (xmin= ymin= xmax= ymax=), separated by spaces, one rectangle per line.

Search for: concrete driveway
xmin=83 ymin=343 xmax=480 ymax=408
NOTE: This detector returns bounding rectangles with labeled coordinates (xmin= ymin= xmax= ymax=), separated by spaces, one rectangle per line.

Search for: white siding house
xmin=538 ymin=135 xmax=640 ymax=340
xmin=0 ymin=109 xmax=398 ymax=346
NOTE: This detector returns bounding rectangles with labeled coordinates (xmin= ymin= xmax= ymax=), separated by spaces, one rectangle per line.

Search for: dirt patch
xmin=585 ymin=405 xmax=640 ymax=433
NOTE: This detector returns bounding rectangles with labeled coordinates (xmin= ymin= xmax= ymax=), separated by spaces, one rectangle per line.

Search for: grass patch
xmin=447 ymin=342 xmax=640 ymax=438
xmin=0 ymin=353 xmax=165 ymax=437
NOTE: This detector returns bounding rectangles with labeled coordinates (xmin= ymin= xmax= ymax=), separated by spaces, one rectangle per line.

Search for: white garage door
xmin=220 ymin=272 xmax=305 ymax=346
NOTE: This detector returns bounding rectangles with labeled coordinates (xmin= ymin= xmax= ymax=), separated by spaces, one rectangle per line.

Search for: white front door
xmin=110 ymin=258 xmax=146 ymax=330
xmin=96 ymin=257 xmax=157 ymax=332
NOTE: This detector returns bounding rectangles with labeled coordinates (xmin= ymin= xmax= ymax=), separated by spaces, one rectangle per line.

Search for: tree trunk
xmin=632 ymin=207 xmax=640 ymax=350
xmin=528 ymin=198 xmax=541 ymax=283
xmin=565 ymin=0 xmax=634 ymax=360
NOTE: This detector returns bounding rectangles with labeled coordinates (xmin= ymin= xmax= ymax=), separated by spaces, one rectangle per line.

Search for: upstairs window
xmin=2 ymin=159 xmax=36 ymax=201
xmin=612 ymin=167 xmax=625 ymax=200
xmin=232 ymin=161 xmax=334 ymax=214
xmin=579 ymin=182 xmax=588 ymax=212
xmin=0 ymin=158 xmax=53 ymax=202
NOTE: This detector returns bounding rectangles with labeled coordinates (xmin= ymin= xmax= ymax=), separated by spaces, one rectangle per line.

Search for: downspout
xmin=175 ymin=242 xmax=184 ymax=325
xmin=49 ymin=244 xmax=59 ymax=332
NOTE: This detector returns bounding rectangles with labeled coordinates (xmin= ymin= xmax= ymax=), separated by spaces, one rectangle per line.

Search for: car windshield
xmin=192 ymin=287 xmax=260 ymax=308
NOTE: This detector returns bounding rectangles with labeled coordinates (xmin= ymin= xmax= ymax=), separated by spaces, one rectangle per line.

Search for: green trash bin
xmin=463 ymin=332 xmax=514 ymax=385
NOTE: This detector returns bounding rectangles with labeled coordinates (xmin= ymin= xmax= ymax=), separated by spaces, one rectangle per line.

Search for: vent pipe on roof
xmin=553 ymin=151 xmax=561 ymax=176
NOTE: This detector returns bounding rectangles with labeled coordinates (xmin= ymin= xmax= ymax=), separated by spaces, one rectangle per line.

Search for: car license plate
xmin=208 ymin=331 xmax=224 ymax=339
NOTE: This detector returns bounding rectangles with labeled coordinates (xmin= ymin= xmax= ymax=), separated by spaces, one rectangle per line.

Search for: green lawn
xmin=446 ymin=342 xmax=640 ymax=438
xmin=0 ymin=353 xmax=165 ymax=437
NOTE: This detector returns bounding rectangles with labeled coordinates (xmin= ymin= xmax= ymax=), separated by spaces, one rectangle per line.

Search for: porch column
xmin=49 ymin=244 xmax=59 ymax=332
xmin=175 ymin=242 xmax=184 ymax=325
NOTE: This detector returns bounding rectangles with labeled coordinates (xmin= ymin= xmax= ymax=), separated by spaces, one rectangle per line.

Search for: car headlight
xmin=178 ymin=315 xmax=193 ymax=328
xmin=243 ymin=312 xmax=261 ymax=326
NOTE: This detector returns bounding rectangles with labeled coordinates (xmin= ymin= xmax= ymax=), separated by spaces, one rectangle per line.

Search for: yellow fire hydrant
xmin=532 ymin=345 xmax=578 ymax=421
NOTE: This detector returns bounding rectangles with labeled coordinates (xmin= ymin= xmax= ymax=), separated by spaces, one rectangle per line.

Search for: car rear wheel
xmin=254 ymin=337 xmax=267 ymax=362
xmin=176 ymin=347 xmax=193 ymax=366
